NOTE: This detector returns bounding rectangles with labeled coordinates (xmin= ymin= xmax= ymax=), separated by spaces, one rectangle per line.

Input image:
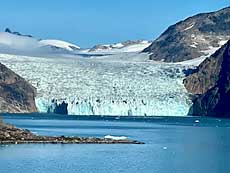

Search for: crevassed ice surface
xmin=0 ymin=53 xmax=192 ymax=116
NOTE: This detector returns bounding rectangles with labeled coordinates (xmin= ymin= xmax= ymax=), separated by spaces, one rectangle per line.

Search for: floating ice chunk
xmin=195 ymin=120 xmax=200 ymax=123
xmin=104 ymin=135 xmax=128 ymax=140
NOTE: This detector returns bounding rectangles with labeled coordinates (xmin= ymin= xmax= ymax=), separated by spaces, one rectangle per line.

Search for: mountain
xmin=0 ymin=31 xmax=39 ymax=51
xmin=0 ymin=63 xmax=37 ymax=113
xmin=88 ymin=40 xmax=151 ymax=53
xmin=183 ymin=40 xmax=228 ymax=95
xmin=143 ymin=7 xmax=230 ymax=62
xmin=0 ymin=28 xmax=80 ymax=55
xmin=5 ymin=28 xmax=33 ymax=38
xmin=186 ymin=40 xmax=230 ymax=117
xmin=39 ymin=39 xmax=80 ymax=51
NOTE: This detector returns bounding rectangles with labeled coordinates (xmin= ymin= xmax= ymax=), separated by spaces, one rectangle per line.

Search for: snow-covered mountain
xmin=0 ymin=29 xmax=80 ymax=55
xmin=0 ymin=29 xmax=150 ymax=56
xmin=87 ymin=40 xmax=151 ymax=53
xmin=39 ymin=39 xmax=80 ymax=51
xmin=0 ymin=32 xmax=39 ymax=51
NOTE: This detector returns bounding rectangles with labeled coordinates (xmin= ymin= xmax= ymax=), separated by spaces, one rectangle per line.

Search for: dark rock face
xmin=183 ymin=41 xmax=228 ymax=94
xmin=0 ymin=63 xmax=37 ymax=113
xmin=5 ymin=28 xmax=33 ymax=38
xmin=188 ymin=41 xmax=230 ymax=117
xmin=143 ymin=7 xmax=230 ymax=62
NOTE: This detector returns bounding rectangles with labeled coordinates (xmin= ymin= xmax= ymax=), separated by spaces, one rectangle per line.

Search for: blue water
xmin=1 ymin=114 xmax=230 ymax=173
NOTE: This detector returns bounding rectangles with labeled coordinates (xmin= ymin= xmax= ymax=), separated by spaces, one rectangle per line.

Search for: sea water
xmin=0 ymin=114 xmax=230 ymax=173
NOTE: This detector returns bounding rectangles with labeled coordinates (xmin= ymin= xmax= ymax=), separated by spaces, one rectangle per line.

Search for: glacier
xmin=0 ymin=52 xmax=193 ymax=116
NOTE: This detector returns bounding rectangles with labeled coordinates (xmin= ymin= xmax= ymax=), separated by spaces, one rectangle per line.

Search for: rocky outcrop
xmin=0 ymin=119 xmax=143 ymax=144
xmin=0 ymin=63 xmax=37 ymax=113
xmin=187 ymin=41 xmax=230 ymax=117
xmin=89 ymin=40 xmax=150 ymax=52
xmin=143 ymin=7 xmax=230 ymax=62
xmin=183 ymin=40 xmax=229 ymax=94
xmin=5 ymin=28 xmax=33 ymax=38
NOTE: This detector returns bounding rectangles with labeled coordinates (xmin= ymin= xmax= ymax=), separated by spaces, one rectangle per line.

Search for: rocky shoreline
xmin=0 ymin=122 xmax=143 ymax=145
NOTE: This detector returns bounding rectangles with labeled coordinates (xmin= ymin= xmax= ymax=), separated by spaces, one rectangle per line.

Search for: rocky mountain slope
xmin=88 ymin=40 xmax=151 ymax=53
xmin=143 ymin=7 xmax=230 ymax=62
xmin=183 ymin=40 xmax=229 ymax=94
xmin=186 ymin=40 xmax=230 ymax=117
xmin=0 ymin=63 xmax=37 ymax=113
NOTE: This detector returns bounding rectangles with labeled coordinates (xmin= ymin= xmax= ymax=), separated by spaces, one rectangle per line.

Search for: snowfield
xmin=0 ymin=52 xmax=193 ymax=116
xmin=39 ymin=39 xmax=80 ymax=51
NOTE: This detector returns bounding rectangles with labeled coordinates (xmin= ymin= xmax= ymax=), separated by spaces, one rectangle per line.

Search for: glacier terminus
xmin=0 ymin=52 xmax=194 ymax=116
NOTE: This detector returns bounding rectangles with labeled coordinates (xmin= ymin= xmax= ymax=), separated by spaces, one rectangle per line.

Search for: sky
xmin=0 ymin=0 xmax=229 ymax=48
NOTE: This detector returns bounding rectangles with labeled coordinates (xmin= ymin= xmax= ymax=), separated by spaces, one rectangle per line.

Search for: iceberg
xmin=104 ymin=135 xmax=128 ymax=140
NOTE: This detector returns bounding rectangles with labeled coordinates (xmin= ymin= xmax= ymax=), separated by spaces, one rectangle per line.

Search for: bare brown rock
xmin=187 ymin=41 xmax=230 ymax=117
xmin=183 ymin=41 xmax=228 ymax=94
xmin=143 ymin=7 xmax=230 ymax=62
xmin=0 ymin=63 xmax=37 ymax=113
